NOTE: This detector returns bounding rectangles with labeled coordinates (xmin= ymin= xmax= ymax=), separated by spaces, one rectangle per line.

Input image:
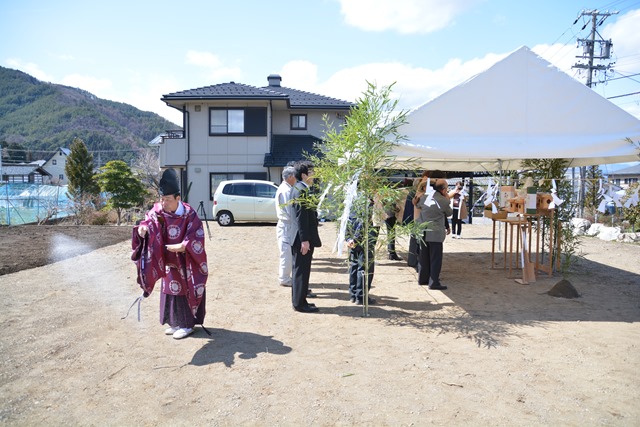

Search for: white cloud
xmin=106 ymin=70 xmax=183 ymax=125
xmin=603 ymin=9 xmax=640 ymax=70
xmin=58 ymin=68 xmax=183 ymax=125
xmin=279 ymin=42 xmax=634 ymax=121
xmin=185 ymin=50 xmax=243 ymax=82
xmin=127 ymin=75 xmax=183 ymax=125
xmin=60 ymin=73 xmax=112 ymax=94
xmin=280 ymin=60 xmax=319 ymax=90
xmin=279 ymin=51 xmax=506 ymax=112
xmin=186 ymin=50 xmax=223 ymax=68
xmin=337 ymin=0 xmax=479 ymax=34
xmin=4 ymin=58 xmax=54 ymax=82
xmin=53 ymin=53 xmax=75 ymax=61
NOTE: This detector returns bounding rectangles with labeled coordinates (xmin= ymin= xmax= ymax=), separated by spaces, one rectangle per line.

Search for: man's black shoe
xmin=428 ymin=284 xmax=448 ymax=290
xmin=307 ymin=290 xmax=317 ymax=298
xmin=388 ymin=254 xmax=402 ymax=261
xmin=294 ymin=305 xmax=319 ymax=313
xmin=356 ymin=297 xmax=376 ymax=305
xmin=349 ymin=296 xmax=356 ymax=303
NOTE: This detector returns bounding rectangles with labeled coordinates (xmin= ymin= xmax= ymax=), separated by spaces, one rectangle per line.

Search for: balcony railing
xmin=164 ymin=129 xmax=184 ymax=139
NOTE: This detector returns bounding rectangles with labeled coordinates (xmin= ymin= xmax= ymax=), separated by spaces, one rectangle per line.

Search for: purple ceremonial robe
xmin=133 ymin=201 xmax=208 ymax=319
xmin=131 ymin=227 xmax=163 ymax=297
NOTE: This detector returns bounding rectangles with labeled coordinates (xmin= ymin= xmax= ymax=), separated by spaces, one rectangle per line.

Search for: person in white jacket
xmin=275 ymin=166 xmax=297 ymax=286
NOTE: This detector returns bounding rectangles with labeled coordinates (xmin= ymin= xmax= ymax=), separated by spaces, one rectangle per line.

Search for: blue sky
xmin=1 ymin=0 xmax=639 ymax=135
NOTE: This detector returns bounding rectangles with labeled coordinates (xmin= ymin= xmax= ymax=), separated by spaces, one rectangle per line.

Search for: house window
xmin=209 ymin=172 xmax=268 ymax=200
xmin=52 ymin=160 xmax=57 ymax=165
xmin=291 ymin=114 xmax=307 ymax=130
xmin=59 ymin=174 xmax=64 ymax=180
xmin=209 ymin=108 xmax=267 ymax=136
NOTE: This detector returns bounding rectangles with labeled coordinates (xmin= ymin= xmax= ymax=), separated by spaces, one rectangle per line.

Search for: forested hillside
xmin=0 ymin=66 xmax=179 ymax=164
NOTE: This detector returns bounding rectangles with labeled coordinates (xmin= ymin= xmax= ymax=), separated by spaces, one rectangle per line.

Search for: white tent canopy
xmin=394 ymin=46 xmax=640 ymax=172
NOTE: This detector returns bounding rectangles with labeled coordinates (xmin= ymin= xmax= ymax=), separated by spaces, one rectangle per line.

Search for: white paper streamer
xmin=597 ymin=199 xmax=608 ymax=213
xmin=609 ymin=185 xmax=623 ymax=208
xmin=334 ymin=172 xmax=360 ymax=256
xmin=423 ymin=185 xmax=436 ymax=207
xmin=316 ymin=183 xmax=332 ymax=212
xmin=623 ymin=187 xmax=639 ymax=208
xmin=484 ymin=180 xmax=496 ymax=207
xmin=595 ymin=179 xmax=613 ymax=213
xmin=549 ymin=179 xmax=564 ymax=209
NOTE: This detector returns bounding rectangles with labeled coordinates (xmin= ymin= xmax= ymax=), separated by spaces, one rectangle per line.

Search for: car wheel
xmin=217 ymin=211 xmax=234 ymax=226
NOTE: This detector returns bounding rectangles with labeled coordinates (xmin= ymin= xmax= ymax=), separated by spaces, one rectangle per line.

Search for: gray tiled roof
xmin=1 ymin=164 xmax=51 ymax=176
xmin=262 ymin=86 xmax=352 ymax=109
xmin=163 ymin=82 xmax=352 ymax=110
xmin=163 ymin=82 xmax=287 ymax=100
xmin=608 ymin=163 xmax=640 ymax=175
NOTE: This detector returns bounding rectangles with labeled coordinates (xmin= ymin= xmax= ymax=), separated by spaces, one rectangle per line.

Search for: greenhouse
xmin=0 ymin=183 xmax=70 ymax=225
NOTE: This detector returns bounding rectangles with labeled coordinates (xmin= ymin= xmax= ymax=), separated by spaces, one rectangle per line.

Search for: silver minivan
xmin=212 ymin=180 xmax=279 ymax=226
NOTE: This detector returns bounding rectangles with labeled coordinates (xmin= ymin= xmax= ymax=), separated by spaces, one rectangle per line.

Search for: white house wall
xmin=42 ymin=151 xmax=68 ymax=185
xmin=161 ymin=139 xmax=186 ymax=166
xmin=271 ymin=109 xmax=345 ymax=137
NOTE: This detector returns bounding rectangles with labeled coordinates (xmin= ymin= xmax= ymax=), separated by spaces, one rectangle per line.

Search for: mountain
xmin=0 ymin=66 xmax=178 ymax=164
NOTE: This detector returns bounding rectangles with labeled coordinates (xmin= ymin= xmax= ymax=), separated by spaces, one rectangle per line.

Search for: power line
xmin=607 ymin=71 xmax=640 ymax=83
xmin=607 ymin=90 xmax=640 ymax=99
xmin=615 ymin=0 xmax=640 ymax=14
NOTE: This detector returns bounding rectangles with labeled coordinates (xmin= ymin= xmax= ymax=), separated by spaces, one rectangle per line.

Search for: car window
xmin=229 ymin=183 xmax=254 ymax=197
xmin=221 ymin=183 xmax=233 ymax=195
xmin=255 ymin=184 xmax=277 ymax=198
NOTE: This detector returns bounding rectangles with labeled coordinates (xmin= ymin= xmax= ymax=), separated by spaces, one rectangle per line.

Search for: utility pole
xmin=572 ymin=9 xmax=617 ymax=87
xmin=571 ymin=9 xmax=618 ymax=217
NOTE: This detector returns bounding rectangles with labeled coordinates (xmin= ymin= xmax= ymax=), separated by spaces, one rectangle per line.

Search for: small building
xmin=153 ymin=74 xmax=353 ymax=215
xmin=608 ymin=163 xmax=640 ymax=189
xmin=1 ymin=164 xmax=52 ymax=184
xmin=41 ymin=148 xmax=71 ymax=185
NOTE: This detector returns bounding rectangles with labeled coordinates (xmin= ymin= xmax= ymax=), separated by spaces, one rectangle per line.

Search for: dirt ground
xmin=0 ymin=218 xmax=639 ymax=426
xmin=0 ymin=225 xmax=132 ymax=276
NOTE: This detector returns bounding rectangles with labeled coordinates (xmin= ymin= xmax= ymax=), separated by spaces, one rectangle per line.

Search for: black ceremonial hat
xmin=159 ymin=169 xmax=180 ymax=196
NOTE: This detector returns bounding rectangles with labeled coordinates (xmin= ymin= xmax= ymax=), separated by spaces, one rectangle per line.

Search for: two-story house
xmin=152 ymin=74 xmax=352 ymax=216
xmin=608 ymin=163 xmax=640 ymax=189
xmin=41 ymin=148 xmax=71 ymax=185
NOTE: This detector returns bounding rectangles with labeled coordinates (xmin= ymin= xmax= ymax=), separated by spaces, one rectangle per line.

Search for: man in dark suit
xmin=289 ymin=161 xmax=322 ymax=313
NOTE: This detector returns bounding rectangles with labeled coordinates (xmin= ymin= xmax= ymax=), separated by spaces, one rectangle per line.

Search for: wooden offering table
xmin=490 ymin=210 xmax=561 ymax=279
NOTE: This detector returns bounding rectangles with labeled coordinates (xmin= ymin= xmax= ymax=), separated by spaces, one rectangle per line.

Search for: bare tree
xmin=132 ymin=148 xmax=161 ymax=195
